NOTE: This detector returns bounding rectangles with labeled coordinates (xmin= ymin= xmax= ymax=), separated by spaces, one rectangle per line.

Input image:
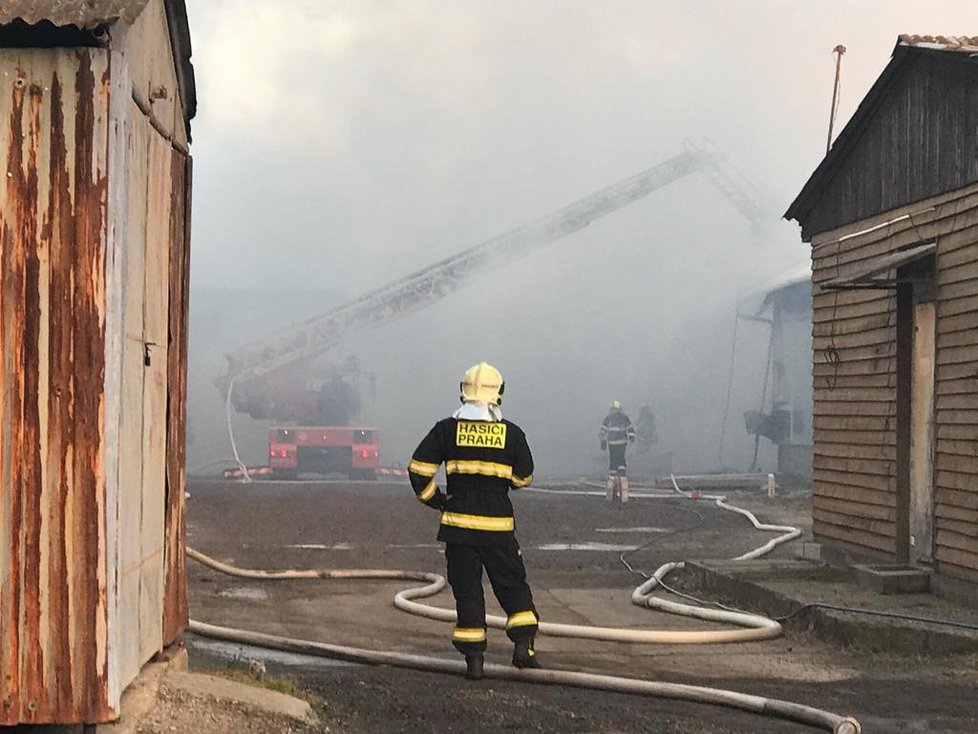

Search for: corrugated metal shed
xmin=0 ymin=0 xmax=194 ymax=724
xmin=0 ymin=1 xmax=149 ymax=27
xmin=0 ymin=0 xmax=195 ymax=139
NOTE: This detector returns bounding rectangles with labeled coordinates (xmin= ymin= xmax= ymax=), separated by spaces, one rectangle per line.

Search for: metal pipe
xmin=826 ymin=45 xmax=846 ymax=154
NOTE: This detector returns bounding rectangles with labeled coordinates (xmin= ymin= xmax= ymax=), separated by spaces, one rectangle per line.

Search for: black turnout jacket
xmin=409 ymin=417 xmax=534 ymax=547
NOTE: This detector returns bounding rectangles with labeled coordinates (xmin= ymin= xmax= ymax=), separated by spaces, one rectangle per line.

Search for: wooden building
xmin=786 ymin=35 xmax=978 ymax=589
xmin=739 ymin=263 xmax=814 ymax=479
xmin=0 ymin=0 xmax=194 ymax=724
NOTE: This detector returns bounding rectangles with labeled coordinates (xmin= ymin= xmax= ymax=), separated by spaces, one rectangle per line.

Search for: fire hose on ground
xmin=186 ymin=476 xmax=861 ymax=733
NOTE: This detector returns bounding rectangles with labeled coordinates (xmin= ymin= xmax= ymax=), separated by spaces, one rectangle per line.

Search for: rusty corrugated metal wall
xmin=0 ymin=21 xmax=193 ymax=721
xmin=0 ymin=47 xmax=113 ymax=724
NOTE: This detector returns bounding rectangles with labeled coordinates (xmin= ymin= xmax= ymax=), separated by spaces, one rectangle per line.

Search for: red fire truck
xmin=269 ymin=426 xmax=379 ymax=480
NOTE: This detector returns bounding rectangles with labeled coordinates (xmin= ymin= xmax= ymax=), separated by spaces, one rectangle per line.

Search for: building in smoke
xmin=786 ymin=35 xmax=978 ymax=591
xmin=738 ymin=262 xmax=814 ymax=480
xmin=0 ymin=1 xmax=194 ymax=724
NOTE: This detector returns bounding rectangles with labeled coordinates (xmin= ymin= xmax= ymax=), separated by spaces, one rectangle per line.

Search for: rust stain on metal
xmin=0 ymin=48 xmax=109 ymax=725
xmin=2 ymin=64 xmax=29 ymax=726
xmin=1 ymin=40 xmax=192 ymax=724
xmin=69 ymin=48 xmax=109 ymax=721
xmin=21 ymin=62 xmax=46 ymax=721
xmin=45 ymin=65 xmax=74 ymax=719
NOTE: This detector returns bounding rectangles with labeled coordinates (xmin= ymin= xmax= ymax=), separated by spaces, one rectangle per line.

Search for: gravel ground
xmin=134 ymin=682 xmax=320 ymax=734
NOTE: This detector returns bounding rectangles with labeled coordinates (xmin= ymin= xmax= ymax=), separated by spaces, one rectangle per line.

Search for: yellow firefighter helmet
xmin=610 ymin=400 xmax=622 ymax=410
xmin=460 ymin=362 xmax=505 ymax=405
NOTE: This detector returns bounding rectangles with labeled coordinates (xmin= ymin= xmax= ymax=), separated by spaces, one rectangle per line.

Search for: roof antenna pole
xmin=826 ymin=44 xmax=847 ymax=155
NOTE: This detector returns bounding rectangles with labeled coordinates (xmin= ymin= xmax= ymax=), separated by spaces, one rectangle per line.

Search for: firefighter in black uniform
xmin=600 ymin=400 xmax=636 ymax=502
xmin=408 ymin=362 xmax=539 ymax=680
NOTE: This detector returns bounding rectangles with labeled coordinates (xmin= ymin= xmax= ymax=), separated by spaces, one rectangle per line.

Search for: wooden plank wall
xmin=811 ymin=181 xmax=978 ymax=581
xmin=932 ymin=190 xmax=978 ymax=583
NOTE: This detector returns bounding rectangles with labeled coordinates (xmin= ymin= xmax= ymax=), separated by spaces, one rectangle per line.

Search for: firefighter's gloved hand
xmin=430 ymin=492 xmax=447 ymax=510
xmin=600 ymin=440 xmax=607 ymax=451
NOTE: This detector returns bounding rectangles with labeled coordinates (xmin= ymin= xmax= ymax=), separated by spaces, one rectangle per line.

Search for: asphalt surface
xmin=185 ymin=479 xmax=978 ymax=733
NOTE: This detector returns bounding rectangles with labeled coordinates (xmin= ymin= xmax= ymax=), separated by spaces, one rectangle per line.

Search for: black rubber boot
xmin=512 ymin=639 xmax=541 ymax=669
xmin=465 ymin=653 xmax=485 ymax=680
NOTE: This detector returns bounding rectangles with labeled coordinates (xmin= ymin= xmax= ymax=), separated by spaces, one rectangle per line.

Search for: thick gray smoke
xmin=183 ymin=0 xmax=972 ymax=477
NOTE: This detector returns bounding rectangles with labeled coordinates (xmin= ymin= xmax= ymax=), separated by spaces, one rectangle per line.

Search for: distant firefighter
xmin=600 ymin=400 xmax=636 ymax=502
xmin=408 ymin=362 xmax=540 ymax=680
xmin=316 ymin=374 xmax=361 ymax=425
xmin=635 ymin=404 xmax=658 ymax=454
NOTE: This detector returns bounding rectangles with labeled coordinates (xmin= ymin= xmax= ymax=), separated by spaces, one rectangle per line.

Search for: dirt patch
xmin=135 ymin=675 xmax=322 ymax=734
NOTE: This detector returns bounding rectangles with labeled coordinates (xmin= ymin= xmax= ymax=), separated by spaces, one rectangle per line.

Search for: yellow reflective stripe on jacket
xmin=445 ymin=460 xmax=513 ymax=480
xmin=409 ymin=459 xmax=440 ymax=477
xmin=607 ymin=439 xmax=629 ymax=445
xmin=440 ymin=512 xmax=515 ymax=532
xmin=418 ymin=479 xmax=437 ymax=502
xmin=506 ymin=611 xmax=538 ymax=629
xmin=452 ymin=627 xmax=486 ymax=642
xmin=511 ymin=473 xmax=533 ymax=488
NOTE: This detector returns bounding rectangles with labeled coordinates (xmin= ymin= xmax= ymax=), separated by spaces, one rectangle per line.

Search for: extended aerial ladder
xmin=217 ymin=144 xmax=766 ymax=421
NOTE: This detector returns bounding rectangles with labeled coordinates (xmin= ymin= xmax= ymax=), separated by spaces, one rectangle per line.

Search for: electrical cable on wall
xmin=820 ymin=44 xmax=848 ymax=390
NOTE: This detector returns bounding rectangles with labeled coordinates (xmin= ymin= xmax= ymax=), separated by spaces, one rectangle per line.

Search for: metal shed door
xmin=116 ymin=102 xmax=171 ymax=688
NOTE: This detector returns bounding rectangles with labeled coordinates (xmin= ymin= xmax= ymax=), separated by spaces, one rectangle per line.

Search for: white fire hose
xmin=187 ymin=476 xmax=860 ymax=733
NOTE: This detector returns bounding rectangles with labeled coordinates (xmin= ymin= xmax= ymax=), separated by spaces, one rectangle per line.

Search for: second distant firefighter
xmin=600 ymin=400 xmax=635 ymax=502
xmin=408 ymin=362 xmax=540 ymax=680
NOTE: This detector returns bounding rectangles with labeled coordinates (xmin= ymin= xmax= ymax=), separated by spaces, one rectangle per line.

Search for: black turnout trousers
xmin=446 ymin=543 xmax=538 ymax=654
xmin=608 ymin=443 xmax=627 ymax=472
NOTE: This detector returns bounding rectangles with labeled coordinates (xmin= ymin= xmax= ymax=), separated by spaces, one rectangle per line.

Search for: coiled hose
xmin=187 ymin=477 xmax=859 ymax=731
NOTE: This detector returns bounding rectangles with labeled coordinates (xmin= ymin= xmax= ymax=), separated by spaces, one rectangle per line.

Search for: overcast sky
xmin=182 ymin=1 xmax=977 ymax=473
xmin=185 ymin=0 xmax=976 ymax=293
